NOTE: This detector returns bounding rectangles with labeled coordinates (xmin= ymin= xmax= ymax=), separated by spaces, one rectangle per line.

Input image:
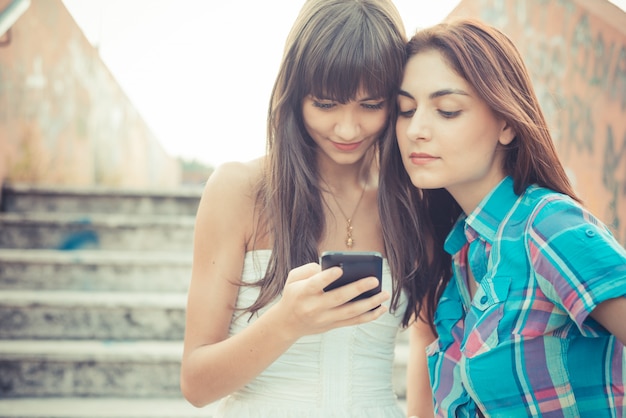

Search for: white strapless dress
xmin=214 ymin=250 xmax=407 ymax=418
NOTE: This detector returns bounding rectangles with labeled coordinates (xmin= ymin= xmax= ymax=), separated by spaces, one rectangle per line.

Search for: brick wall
xmin=0 ymin=0 xmax=181 ymax=189
xmin=450 ymin=0 xmax=626 ymax=245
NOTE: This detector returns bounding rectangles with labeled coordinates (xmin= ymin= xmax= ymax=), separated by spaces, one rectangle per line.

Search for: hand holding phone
xmin=320 ymin=251 xmax=383 ymax=302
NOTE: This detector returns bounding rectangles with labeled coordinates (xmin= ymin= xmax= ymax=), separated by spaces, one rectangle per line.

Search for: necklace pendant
xmin=345 ymin=219 xmax=354 ymax=248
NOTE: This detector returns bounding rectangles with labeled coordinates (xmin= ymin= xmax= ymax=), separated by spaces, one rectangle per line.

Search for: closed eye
xmin=398 ymin=108 xmax=415 ymax=118
xmin=312 ymin=101 xmax=336 ymax=110
xmin=439 ymin=110 xmax=461 ymax=118
xmin=361 ymin=101 xmax=385 ymax=111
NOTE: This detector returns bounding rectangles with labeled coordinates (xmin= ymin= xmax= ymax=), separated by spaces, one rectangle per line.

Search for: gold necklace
xmin=324 ymin=182 xmax=367 ymax=249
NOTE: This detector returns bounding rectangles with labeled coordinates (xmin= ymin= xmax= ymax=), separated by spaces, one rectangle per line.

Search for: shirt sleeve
xmin=525 ymin=196 xmax=626 ymax=336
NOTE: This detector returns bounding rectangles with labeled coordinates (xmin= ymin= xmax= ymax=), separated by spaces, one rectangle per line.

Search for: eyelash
xmin=362 ymin=102 xmax=385 ymax=110
xmin=311 ymin=100 xmax=385 ymax=110
xmin=439 ymin=110 xmax=461 ymax=118
xmin=397 ymin=109 xmax=461 ymax=119
xmin=312 ymin=101 xmax=335 ymax=110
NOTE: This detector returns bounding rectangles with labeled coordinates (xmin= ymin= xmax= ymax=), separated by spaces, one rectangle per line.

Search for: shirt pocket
xmin=462 ymin=275 xmax=512 ymax=358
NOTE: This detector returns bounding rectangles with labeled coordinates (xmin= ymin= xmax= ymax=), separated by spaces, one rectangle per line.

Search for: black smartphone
xmin=320 ymin=251 xmax=383 ymax=302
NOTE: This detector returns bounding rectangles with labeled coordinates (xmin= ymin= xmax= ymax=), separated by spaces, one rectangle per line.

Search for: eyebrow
xmin=398 ymin=88 xmax=470 ymax=100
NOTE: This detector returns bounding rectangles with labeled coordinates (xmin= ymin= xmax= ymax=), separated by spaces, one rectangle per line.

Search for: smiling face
xmin=396 ymin=49 xmax=515 ymax=214
xmin=302 ymin=90 xmax=388 ymax=165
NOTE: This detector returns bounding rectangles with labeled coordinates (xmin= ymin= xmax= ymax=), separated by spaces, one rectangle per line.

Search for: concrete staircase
xmin=0 ymin=183 xmax=214 ymax=417
xmin=0 ymin=183 xmax=409 ymax=417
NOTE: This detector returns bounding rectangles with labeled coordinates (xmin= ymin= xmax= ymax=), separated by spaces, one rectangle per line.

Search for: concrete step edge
xmin=2 ymin=183 xmax=204 ymax=199
xmin=0 ymin=397 xmax=217 ymax=418
xmin=0 ymin=290 xmax=187 ymax=309
xmin=0 ymin=339 xmax=183 ymax=362
xmin=0 ymin=212 xmax=195 ymax=226
xmin=0 ymin=338 xmax=408 ymax=362
xmin=0 ymin=249 xmax=192 ymax=265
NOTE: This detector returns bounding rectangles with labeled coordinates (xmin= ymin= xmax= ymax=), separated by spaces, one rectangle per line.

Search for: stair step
xmin=0 ymin=397 xmax=218 ymax=418
xmin=0 ymin=182 xmax=412 ymax=408
xmin=0 ymin=291 xmax=186 ymax=340
xmin=1 ymin=183 xmax=202 ymax=217
xmin=0 ymin=339 xmax=409 ymax=399
xmin=0 ymin=398 xmax=406 ymax=418
xmin=0 ymin=340 xmax=183 ymax=397
xmin=0 ymin=213 xmax=195 ymax=251
xmin=0 ymin=249 xmax=192 ymax=292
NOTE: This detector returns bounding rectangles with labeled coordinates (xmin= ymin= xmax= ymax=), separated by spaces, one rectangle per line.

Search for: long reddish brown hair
xmin=379 ymin=18 xmax=580 ymax=328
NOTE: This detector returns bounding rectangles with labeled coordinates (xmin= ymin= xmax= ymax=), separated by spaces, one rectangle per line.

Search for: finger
xmin=324 ymin=276 xmax=382 ymax=306
xmin=315 ymin=265 xmax=345 ymax=290
xmin=285 ymin=262 xmax=322 ymax=284
xmin=344 ymin=289 xmax=390 ymax=314
xmin=332 ymin=301 xmax=389 ymax=328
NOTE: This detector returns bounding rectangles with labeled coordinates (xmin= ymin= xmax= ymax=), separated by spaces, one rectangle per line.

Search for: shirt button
xmin=585 ymin=229 xmax=596 ymax=237
xmin=480 ymin=295 xmax=488 ymax=304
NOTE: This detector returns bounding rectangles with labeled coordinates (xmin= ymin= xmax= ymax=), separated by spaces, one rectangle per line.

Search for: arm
xmin=406 ymin=315 xmax=436 ymax=418
xmin=527 ymin=198 xmax=626 ymax=343
xmin=180 ymin=161 xmax=390 ymax=407
xmin=590 ymin=296 xmax=626 ymax=346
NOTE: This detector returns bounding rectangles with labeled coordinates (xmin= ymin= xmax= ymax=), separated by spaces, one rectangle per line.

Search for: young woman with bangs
xmin=180 ymin=1 xmax=424 ymax=416
xmin=381 ymin=18 xmax=626 ymax=417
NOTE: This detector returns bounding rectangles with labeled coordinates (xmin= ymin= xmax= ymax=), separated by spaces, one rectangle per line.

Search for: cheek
xmin=363 ymin=112 xmax=387 ymax=135
xmin=395 ymin=118 xmax=409 ymax=144
xmin=301 ymin=107 xmax=314 ymax=128
xmin=395 ymin=130 xmax=409 ymax=155
xmin=303 ymin=113 xmax=329 ymax=135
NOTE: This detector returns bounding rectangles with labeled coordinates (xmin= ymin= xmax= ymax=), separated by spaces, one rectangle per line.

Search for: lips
xmin=332 ymin=141 xmax=363 ymax=152
xmin=409 ymin=152 xmax=438 ymax=165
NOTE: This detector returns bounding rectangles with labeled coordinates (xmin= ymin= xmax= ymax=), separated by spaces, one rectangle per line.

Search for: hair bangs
xmin=302 ymin=8 xmax=402 ymax=103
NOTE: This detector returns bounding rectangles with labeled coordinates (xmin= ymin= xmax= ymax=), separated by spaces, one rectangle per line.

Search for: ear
xmin=498 ymin=121 xmax=516 ymax=146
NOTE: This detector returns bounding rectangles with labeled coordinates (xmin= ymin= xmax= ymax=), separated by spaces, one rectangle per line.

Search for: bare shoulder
xmin=204 ymin=158 xmax=263 ymax=197
xmin=196 ymin=158 xmax=264 ymax=247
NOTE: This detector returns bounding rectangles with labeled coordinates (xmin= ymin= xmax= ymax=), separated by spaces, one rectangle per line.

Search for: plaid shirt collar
xmin=444 ymin=176 xmax=519 ymax=256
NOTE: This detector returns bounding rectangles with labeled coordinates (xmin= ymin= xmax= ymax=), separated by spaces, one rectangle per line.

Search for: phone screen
xmin=320 ymin=251 xmax=383 ymax=302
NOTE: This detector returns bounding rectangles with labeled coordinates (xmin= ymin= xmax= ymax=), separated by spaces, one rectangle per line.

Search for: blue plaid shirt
xmin=427 ymin=176 xmax=626 ymax=417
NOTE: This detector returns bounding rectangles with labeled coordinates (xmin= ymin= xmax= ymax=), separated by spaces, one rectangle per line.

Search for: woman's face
xmin=396 ymin=49 xmax=514 ymax=213
xmin=302 ymin=89 xmax=388 ymax=166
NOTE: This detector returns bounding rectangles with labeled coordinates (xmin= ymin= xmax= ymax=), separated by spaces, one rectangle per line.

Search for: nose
xmin=334 ymin=109 xmax=361 ymax=141
xmin=404 ymin=108 xmax=430 ymax=142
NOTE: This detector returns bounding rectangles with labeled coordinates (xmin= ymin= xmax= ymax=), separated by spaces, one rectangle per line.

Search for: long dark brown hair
xmin=379 ymin=18 xmax=581 ymax=329
xmin=246 ymin=0 xmax=413 ymax=324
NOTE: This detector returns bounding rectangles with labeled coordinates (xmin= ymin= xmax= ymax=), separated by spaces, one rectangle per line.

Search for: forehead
xmin=401 ymin=50 xmax=468 ymax=95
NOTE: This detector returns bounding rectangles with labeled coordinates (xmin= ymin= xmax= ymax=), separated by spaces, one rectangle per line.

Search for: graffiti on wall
xmin=458 ymin=0 xmax=626 ymax=245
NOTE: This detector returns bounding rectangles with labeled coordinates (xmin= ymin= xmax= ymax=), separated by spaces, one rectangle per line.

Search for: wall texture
xmin=0 ymin=0 xmax=180 ymax=189
xmin=449 ymin=0 xmax=626 ymax=245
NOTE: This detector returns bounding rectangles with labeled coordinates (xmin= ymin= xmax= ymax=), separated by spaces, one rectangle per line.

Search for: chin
xmin=408 ymin=174 xmax=442 ymax=190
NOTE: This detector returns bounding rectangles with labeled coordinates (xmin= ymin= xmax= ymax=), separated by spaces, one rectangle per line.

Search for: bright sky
xmin=61 ymin=0 xmax=462 ymax=167
xmin=62 ymin=0 xmax=626 ymax=168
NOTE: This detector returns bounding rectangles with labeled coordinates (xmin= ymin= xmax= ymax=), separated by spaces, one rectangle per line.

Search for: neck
xmin=317 ymin=150 xmax=378 ymax=191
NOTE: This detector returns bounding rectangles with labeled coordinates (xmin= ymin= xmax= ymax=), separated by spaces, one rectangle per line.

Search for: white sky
xmin=60 ymin=0 xmax=463 ymax=167
xmin=61 ymin=0 xmax=626 ymax=167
